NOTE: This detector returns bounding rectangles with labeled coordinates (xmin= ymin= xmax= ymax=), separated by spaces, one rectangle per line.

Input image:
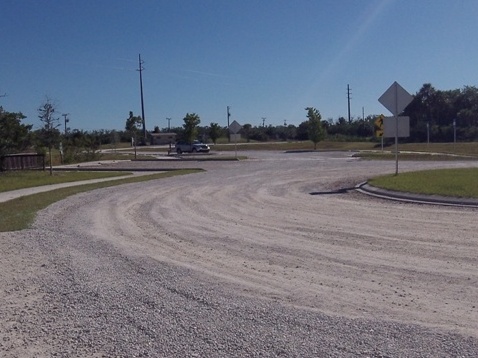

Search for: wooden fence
xmin=0 ymin=153 xmax=46 ymax=171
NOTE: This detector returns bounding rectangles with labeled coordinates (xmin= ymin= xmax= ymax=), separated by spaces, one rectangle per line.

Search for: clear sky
xmin=1 ymin=0 xmax=477 ymax=131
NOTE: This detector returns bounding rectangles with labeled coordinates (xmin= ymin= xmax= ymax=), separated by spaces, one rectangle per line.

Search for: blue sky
xmin=1 ymin=0 xmax=477 ymax=131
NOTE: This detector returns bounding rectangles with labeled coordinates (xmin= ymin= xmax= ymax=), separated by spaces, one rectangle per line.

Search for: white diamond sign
xmin=229 ymin=120 xmax=242 ymax=134
xmin=378 ymin=81 xmax=413 ymax=116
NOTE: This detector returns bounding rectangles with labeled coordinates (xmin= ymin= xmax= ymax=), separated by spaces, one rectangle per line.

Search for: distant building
xmin=150 ymin=132 xmax=177 ymax=145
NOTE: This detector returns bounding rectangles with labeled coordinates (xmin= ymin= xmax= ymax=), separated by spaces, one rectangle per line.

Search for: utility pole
xmin=262 ymin=117 xmax=266 ymax=127
xmin=347 ymin=84 xmax=352 ymax=123
xmin=166 ymin=117 xmax=171 ymax=131
xmin=227 ymin=106 xmax=231 ymax=142
xmin=62 ymin=113 xmax=69 ymax=135
xmin=0 ymin=93 xmax=6 ymax=112
xmin=46 ymin=104 xmax=53 ymax=175
xmin=137 ymin=54 xmax=146 ymax=144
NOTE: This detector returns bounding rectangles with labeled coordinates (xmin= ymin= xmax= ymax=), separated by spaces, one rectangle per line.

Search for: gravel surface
xmin=1 ymin=151 xmax=477 ymax=357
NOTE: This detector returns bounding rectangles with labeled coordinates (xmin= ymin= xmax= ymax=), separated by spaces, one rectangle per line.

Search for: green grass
xmin=98 ymin=151 xmax=138 ymax=160
xmin=399 ymin=142 xmax=478 ymax=157
xmin=212 ymin=140 xmax=478 ymax=155
xmin=354 ymin=152 xmax=477 ymax=161
xmin=102 ymin=140 xmax=478 ymax=158
xmin=0 ymin=171 xmax=132 ymax=192
xmin=0 ymin=169 xmax=202 ymax=232
xmin=368 ymin=168 xmax=478 ymax=198
xmin=212 ymin=141 xmax=377 ymax=152
xmin=130 ymin=147 xmax=170 ymax=153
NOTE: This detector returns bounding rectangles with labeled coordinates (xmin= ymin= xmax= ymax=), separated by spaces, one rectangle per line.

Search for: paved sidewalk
xmin=0 ymin=172 xmax=160 ymax=203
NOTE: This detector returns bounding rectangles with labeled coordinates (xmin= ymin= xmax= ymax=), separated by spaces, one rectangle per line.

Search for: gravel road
xmin=1 ymin=151 xmax=477 ymax=357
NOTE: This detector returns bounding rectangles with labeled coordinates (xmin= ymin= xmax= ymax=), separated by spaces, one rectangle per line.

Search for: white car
xmin=175 ymin=141 xmax=210 ymax=154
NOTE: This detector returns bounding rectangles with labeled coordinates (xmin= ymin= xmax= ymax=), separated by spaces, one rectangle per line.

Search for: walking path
xmin=0 ymin=172 xmax=161 ymax=203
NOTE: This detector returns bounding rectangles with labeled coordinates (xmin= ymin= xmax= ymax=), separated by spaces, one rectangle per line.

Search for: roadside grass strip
xmin=368 ymin=168 xmax=478 ymax=198
xmin=355 ymin=152 xmax=477 ymax=161
xmin=0 ymin=169 xmax=202 ymax=232
xmin=0 ymin=171 xmax=131 ymax=192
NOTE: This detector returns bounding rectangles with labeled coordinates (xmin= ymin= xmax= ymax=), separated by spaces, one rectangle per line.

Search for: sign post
xmin=229 ymin=120 xmax=242 ymax=159
xmin=378 ymin=82 xmax=413 ymax=175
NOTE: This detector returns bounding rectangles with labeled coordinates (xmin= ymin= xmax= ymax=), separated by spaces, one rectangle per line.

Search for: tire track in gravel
xmin=49 ymin=151 xmax=478 ymax=337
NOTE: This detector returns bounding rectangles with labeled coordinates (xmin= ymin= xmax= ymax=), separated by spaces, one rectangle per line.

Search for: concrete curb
xmin=355 ymin=182 xmax=478 ymax=208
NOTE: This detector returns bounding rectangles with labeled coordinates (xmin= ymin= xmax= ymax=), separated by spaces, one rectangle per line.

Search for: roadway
xmin=1 ymin=150 xmax=477 ymax=356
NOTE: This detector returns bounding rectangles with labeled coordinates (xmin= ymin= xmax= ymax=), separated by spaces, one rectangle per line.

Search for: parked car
xmin=175 ymin=140 xmax=210 ymax=154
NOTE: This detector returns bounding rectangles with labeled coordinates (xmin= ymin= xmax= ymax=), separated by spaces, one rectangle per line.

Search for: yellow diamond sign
xmin=374 ymin=114 xmax=384 ymax=137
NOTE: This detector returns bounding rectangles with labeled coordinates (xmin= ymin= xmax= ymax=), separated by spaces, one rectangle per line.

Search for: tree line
xmin=153 ymin=83 xmax=478 ymax=145
xmin=2 ymin=83 xmax=478 ymax=168
xmin=403 ymin=83 xmax=478 ymax=142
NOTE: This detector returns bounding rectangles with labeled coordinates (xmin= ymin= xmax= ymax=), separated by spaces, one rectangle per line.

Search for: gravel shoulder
xmin=1 ymin=151 xmax=477 ymax=357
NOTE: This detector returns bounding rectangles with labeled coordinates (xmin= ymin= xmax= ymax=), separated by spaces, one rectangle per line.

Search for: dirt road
xmin=1 ymin=151 xmax=477 ymax=357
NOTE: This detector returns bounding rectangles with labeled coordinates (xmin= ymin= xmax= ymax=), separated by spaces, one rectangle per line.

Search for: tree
xmin=241 ymin=123 xmax=252 ymax=142
xmin=402 ymin=83 xmax=478 ymax=142
xmin=125 ymin=111 xmax=142 ymax=146
xmin=305 ymin=107 xmax=325 ymax=149
xmin=61 ymin=129 xmax=101 ymax=163
xmin=125 ymin=111 xmax=142 ymax=133
xmin=209 ymin=122 xmax=221 ymax=144
xmin=456 ymin=86 xmax=478 ymax=127
xmin=37 ymin=99 xmax=61 ymax=175
xmin=0 ymin=107 xmax=32 ymax=158
xmin=182 ymin=113 xmax=201 ymax=143
xmin=296 ymin=121 xmax=309 ymax=141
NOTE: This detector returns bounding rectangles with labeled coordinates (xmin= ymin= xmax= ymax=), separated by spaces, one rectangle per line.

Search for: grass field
xmin=368 ymin=168 xmax=478 ymax=198
xmin=42 ymin=140 xmax=478 ymax=163
xmin=210 ymin=141 xmax=377 ymax=152
xmin=354 ymin=152 xmax=477 ymax=161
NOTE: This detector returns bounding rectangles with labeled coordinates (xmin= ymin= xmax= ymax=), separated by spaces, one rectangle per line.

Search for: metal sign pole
xmin=378 ymin=81 xmax=413 ymax=176
xmin=395 ymin=83 xmax=399 ymax=176
xmin=235 ymin=137 xmax=238 ymax=159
